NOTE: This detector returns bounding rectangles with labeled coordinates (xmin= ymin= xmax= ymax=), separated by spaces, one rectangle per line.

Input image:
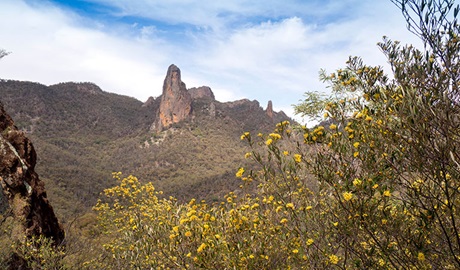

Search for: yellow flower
xmin=329 ymin=123 xmax=337 ymax=130
xmin=294 ymin=154 xmax=302 ymax=163
xmin=172 ymin=226 xmax=179 ymax=233
xmin=240 ymin=132 xmax=250 ymax=140
xmin=329 ymin=254 xmax=339 ymax=264
xmin=383 ymin=190 xmax=391 ymax=197
xmin=197 ymin=243 xmax=207 ymax=253
xmin=353 ymin=142 xmax=360 ymax=148
xmin=418 ymin=252 xmax=425 ymax=261
xmin=283 ymin=151 xmax=289 ymax=156
xmin=286 ymin=203 xmax=295 ymax=209
xmin=306 ymin=238 xmax=314 ymax=246
xmin=235 ymin=167 xmax=245 ymax=178
xmin=185 ymin=231 xmax=192 ymax=237
xmin=292 ymin=249 xmax=299 ymax=254
xmin=269 ymin=133 xmax=282 ymax=140
xmin=244 ymin=152 xmax=252 ymax=159
xmin=265 ymin=138 xmax=273 ymax=146
xmin=353 ymin=178 xmax=362 ymax=186
xmin=343 ymin=192 xmax=353 ymax=201
xmin=353 ymin=151 xmax=359 ymax=157
xmin=306 ymin=206 xmax=312 ymax=210
xmin=280 ymin=218 xmax=288 ymax=224
xmin=215 ymin=234 xmax=221 ymax=240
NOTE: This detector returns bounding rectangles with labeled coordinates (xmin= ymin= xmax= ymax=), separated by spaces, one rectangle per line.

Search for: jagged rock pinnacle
xmin=266 ymin=100 xmax=274 ymax=119
xmin=153 ymin=64 xmax=193 ymax=131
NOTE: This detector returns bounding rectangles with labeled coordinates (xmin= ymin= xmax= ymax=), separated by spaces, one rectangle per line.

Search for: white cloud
xmin=0 ymin=0 xmax=427 ymax=124
xmin=0 ymin=0 xmax=170 ymax=101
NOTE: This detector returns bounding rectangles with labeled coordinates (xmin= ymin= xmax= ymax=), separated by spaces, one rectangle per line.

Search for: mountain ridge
xmin=0 ymin=64 xmax=292 ymax=219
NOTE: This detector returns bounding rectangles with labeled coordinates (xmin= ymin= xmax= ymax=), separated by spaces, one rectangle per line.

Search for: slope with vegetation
xmin=0 ymin=66 xmax=288 ymax=219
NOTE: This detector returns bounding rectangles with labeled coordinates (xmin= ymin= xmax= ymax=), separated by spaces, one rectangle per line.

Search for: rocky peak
xmin=189 ymin=86 xmax=215 ymax=100
xmin=266 ymin=100 xmax=274 ymax=119
xmin=142 ymin=96 xmax=156 ymax=108
xmin=0 ymin=101 xmax=64 ymax=266
xmin=152 ymin=64 xmax=192 ymax=131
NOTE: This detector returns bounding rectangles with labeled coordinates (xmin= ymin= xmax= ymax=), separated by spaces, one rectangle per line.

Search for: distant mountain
xmin=0 ymin=65 xmax=291 ymax=220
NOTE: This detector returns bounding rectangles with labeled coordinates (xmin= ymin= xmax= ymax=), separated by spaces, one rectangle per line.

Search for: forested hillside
xmin=0 ymin=70 xmax=289 ymax=218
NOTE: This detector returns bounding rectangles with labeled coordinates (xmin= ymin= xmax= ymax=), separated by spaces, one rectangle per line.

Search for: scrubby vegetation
xmin=1 ymin=0 xmax=459 ymax=268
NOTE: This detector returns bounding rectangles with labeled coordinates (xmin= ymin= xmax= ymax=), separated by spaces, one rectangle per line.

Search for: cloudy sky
xmin=0 ymin=0 xmax=422 ymax=123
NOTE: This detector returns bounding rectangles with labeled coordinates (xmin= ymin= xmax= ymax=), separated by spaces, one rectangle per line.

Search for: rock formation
xmin=209 ymin=102 xmax=216 ymax=117
xmin=152 ymin=64 xmax=192 ymax=131
xmin=0 ymin=101 xmax=64 ymax=265
xmin=142 ymin=96 xmax=156 ymax=108
xmin=266 ymin=100 xmax=274 ymax=119
xmin=189 ymin=86 xmax=215 ymax=100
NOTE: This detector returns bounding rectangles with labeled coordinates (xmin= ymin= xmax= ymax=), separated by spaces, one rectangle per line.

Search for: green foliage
xmin=14 ymin=235 xmax=66 ymax=270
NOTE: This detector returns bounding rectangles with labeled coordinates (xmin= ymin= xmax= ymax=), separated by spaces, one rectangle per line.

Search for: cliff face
xmin=152 ymin=64 xmax=192 ymax=131
xmin=0 ymin=101 xmax=64 ymax=243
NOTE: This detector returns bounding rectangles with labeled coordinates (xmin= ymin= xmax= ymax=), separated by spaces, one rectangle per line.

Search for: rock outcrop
xmin=152 ymin=64 xmax=192 ymax=131
xmin=0 ymin=101 xmax=64 ymax=246
xmin=142 ymin=96 xmax=156 ymax=108
xmin=266 ymin=100 xmax=274 ymax=119
xmin=189 ymin=86 xmax=215 ymax=100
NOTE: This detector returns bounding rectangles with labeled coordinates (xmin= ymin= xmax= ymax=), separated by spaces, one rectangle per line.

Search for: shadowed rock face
xmin=153 ymin=64 xmax=192 ymax=131
xmin=0 ymin=101 xmax=64 ymax=244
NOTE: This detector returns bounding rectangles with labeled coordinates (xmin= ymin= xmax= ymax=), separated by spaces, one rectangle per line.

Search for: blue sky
xmin=0 ymin=0 xmax=421 ymax=124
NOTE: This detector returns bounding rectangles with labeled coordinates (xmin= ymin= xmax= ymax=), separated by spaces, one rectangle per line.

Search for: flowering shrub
xmin=93 ymin=1 xmax=460 ymax=269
